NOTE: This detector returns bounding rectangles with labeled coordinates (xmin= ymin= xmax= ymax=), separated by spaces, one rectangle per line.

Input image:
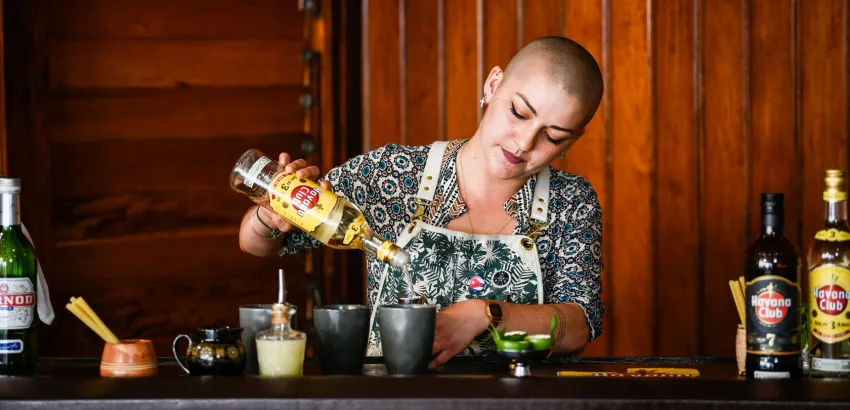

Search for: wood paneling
xmin=49 ymin=87 xmax=305 ymax=142
xmin=521 ymin=0 xmax=563 ymax=46
xmin=609 ymin=0 xmax=653 ymax=357
xmin=801 ymin=0 xmax=847 ymax=259
xmin=561 ymin=0 xmax=607 ymax=357
xmin=444 ymin=0 xmax=478 ymax=141
xmin=2 ymin=0 xmax=313 ymax=357
xmin=654 ymin=0 xmax=699 ymax=357
xmin=483 ymin=0 xmax=519 ymax=78
xmin=363 ymin=0 xmax=850 ymax=357
xmin=750 ymin=0 xmax=797 ymax=253
xmin=49 ymin=40 xmax=303 ymax=88
xmin=51 ymin=135 xmax=308 ymax=198
xmin=701 ymin=0 xmax=747 ymax=357
xmin=47 ymin=0 xmax=302 ymax=39
xmin=48 ymin=230 xmax=307 ymax=357
xmin=50 ymin=135 xmax=306 ymax=242
xmin=404 ymin=0 xmax=440 ymax=146
xmin=364 ymin=0 xmax=401 ymax=150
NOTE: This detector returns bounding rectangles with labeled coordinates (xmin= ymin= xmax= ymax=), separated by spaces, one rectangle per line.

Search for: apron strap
xmin=529 ymin=167 xmax=551 ymax=224
xmin=416 ymin=140 xmax=450 ymax=202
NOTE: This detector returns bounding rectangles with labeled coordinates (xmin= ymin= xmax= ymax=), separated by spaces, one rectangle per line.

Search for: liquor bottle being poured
xmin=230 ymin=149 xmax=410 ymax=269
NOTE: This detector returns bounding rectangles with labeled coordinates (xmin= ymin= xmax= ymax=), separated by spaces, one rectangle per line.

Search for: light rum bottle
xmin=230 ymin=148 xmax=410 ymax=269
xmin=807 ymin=169 xmax=850 ymax=378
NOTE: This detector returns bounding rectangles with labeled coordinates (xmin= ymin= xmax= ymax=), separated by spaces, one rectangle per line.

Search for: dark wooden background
xmin=0 ymin=0 xmax=846 ymax=359
xmin=362 ymin=0 xmax=847 ymax=358
xmin=1 ymin=0 xmax=354 ymax=358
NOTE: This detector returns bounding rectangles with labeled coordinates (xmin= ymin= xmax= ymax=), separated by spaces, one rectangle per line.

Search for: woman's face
xmin=477 ymin=66 xmax=592 ymax=181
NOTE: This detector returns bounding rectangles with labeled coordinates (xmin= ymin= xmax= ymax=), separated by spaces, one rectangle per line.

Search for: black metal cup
xmin=313 ymin=304 xmax=370 ymax=375
xmin=378 ymin=304 xmax=437 ymax=375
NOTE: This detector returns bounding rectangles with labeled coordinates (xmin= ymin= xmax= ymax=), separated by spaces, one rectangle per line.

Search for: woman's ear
xmin=482 ymin=66 xmax=504 ymax=103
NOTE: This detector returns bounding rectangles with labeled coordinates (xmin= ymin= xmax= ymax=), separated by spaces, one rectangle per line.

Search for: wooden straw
xmin=729 ymin=281 xmax=746 ymax=326
xmin=73 ymin=297 xmax=119 ymax=343
xmin=739 ymin=276 xmax=747 ymax=299
xmin=65 ymin=302 xmax=111 ymax=343
xmin=64 ymin=297 xmax=120 ymax=344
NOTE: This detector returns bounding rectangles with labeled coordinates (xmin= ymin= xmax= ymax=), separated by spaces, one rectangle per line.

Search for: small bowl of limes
xmin=487 ymin=314 xmax=558 ymax=377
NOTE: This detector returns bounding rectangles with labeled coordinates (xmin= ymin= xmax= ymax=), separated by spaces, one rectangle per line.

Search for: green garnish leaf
xmin=488 ymin=323 xmax=502 ymax=342
xmin=550 ymin=314 xmax=558 ymax=338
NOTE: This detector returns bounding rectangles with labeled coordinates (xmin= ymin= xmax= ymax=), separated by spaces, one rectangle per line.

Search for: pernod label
xmin=0 ymin=278 xmax=35 ymax=330
xmin=746 ymin=276 xmax=801 ymax=354
xmin=0 ymin=340 xmax=23 ymax=354
xmin=810 ymin=265 xmax=850 ymax=343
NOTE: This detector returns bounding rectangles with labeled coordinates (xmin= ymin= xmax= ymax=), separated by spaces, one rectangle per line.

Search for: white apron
xmin=366 ymin=141 xmax=550 ymax=357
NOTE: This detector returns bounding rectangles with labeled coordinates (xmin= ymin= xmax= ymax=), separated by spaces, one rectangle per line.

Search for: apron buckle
xmin=412 ymin=198 xmax=429 ymax=222
xmin=522 ymin=220 xmax=547 ymax=250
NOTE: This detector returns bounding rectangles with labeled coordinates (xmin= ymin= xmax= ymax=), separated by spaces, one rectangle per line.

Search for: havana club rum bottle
xmin=744 ymin=193 xmax=801 ymax=379
xmin=230 ymin=149 xmax=410 ymax=269
xmin=808 ymin=170 xmax=850 ymax=378
xmin=0 ymin=178 xmax=38 ymax=376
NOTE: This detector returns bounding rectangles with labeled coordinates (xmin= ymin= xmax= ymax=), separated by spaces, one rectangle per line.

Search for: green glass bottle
xmin=0 ymin=178 xmax=37 ymax=375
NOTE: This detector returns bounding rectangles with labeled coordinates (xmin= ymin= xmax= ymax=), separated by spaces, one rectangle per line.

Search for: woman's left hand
xmin=429 ymin=299 xmax=490 ymax=369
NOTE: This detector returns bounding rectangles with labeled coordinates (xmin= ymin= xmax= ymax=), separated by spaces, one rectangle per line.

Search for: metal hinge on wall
xmin=298 ymin=0 xmax=320 ymax=15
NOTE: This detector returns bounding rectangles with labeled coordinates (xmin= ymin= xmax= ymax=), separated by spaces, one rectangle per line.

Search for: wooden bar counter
xmin=1 ymin=356 xmax=849 ymax=409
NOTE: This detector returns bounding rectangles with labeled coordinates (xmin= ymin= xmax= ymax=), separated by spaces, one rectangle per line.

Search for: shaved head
xmin=504 ymin=36 xmax=604 ymax=121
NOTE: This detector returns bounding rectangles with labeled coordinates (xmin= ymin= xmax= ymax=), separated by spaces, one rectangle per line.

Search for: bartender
xmin=239 ymin=36 xmax=604 ymax=369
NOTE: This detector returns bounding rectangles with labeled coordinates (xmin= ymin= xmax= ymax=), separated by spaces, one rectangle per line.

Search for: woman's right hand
xmin=254 ymin=152 xmax=332 ymax=234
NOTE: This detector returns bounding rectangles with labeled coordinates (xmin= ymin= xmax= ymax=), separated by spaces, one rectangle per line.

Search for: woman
xmin=239 ymin=36 xmax=604 ymax=369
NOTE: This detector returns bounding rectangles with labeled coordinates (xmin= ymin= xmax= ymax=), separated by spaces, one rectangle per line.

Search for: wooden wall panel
xmin=609 ymin=0 xmax=653 ymax=357
xmin=750 ymin=0 xmax=797 ymax=251
xmin=444 ymin=0 xmax=478 ymax=141
xmin=49 ymin=40 xmax=303 ymax=88
xmin=49 ymin=87 xmax=304 ymax=142
xmin=48 ymin=231 xmax=306 ymax=357
xmin=521 ymin=0 xmax=563 ymax=46
xmin=404 ymin=0 xmax=440 ymax=146
xmin=801 ymin=0 xmax=847 ymax=258
xmin=364 ymin=0 xmax=401 ymax=150
xmin=16 ymin=0 xmax=313 ymax=357
xmin=701 ymin=0 xmax=747 ymax=357
xmin=51 ymin=135 xmax=306 ymax=241
xmin=483 ymin=0 xmax=519 ymax=78
xmin=359 ymin=0 xmax=850 ymax=358
xmin=654 ymin=0 xmax=699 ymax=357
xmin=47 ymin=0 xmax=302 ymax=39
xmin=561 ymin=0 xmax=607 ymax=357
xmin=482 ymin=0 xmax=519 ymax=124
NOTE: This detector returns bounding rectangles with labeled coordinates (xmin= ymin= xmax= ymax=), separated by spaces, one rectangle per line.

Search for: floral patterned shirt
xmin=279 ymin=139 xmax=604 ymax=340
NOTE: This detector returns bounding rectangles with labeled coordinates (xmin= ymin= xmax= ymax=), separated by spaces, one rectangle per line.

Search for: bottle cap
xmin=761 ymin=193 xmax=784 ymax=214
xmin=270 ymin=303 xmax=290 ymax=326
xmin=824 ymin=170 xmax=846 ymax=202
xmin=0 ymin=178 xmax=21 ymax=194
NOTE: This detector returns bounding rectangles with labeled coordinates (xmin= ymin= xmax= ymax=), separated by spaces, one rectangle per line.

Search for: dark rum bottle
xmin=745 ymin=193 xmax=801 ymax=379
xmin=808 ymin=170 xmax=850 ymax=378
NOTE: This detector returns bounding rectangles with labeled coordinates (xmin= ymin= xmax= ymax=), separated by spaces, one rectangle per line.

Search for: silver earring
xmin=479 ymin=96 xmax=485 ymax=107
xmin=558 ymin=152 xmax=566 ymax=158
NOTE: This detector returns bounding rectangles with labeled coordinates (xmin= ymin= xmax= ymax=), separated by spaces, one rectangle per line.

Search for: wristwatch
xmin=484 ymin=300 xmax=503 ymax=327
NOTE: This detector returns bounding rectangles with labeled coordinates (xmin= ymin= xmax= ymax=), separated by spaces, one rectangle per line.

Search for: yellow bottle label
xmin=267 ymin=173 xmax=337 ymax=233
xmin=824 ymin=191 xmax=847 ymax=202
xmin=815 ymin=229 xmax=850 ymax=242
xmin=809 ymin=265 xmax=850 ymax=343
xmin=342 ymin=214 xmax=366 ymax=246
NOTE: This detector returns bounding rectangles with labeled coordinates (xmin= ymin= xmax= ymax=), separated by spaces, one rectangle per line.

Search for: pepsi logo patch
xmin=469 ymin=275 xmax=486 ymax=293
